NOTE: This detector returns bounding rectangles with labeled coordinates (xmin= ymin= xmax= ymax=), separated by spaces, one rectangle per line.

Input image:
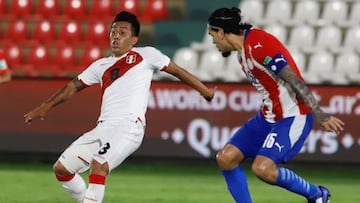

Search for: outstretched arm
xmin=24 ymin=78 xmax=86 ymax=124
xmin=164 ymin=61 xmax=216 ymax=102
xmin=278 ymin=65 xmax=344 ymax=133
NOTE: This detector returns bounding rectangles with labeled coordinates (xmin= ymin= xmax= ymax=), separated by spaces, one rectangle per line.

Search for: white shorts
xmin=58 ymin=118 xmax=145 ymax=174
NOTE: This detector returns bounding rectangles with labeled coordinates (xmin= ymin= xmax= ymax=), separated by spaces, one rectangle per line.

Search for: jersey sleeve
xmin=77 ymin=59 xmax=102 ymax=86
xmin=143 ymin=47 xmax=171 ymax=71
xmin=247 ymin=30 xmax=289 ymax=75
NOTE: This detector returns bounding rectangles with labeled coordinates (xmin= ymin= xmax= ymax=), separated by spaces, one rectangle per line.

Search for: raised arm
xmin=24 ymin=78 xmax=86 ymax=124
xmin=278 ymin=65 xmax=344 ymax=133
xmin=164 ymin=61 xmax=216 ymax=102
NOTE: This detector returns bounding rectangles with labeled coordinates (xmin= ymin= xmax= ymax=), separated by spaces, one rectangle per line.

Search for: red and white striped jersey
xmin=239 ymin=28 xmax=310 ymax=123
xmin=78 ymin=46 xmax=170 ymax=124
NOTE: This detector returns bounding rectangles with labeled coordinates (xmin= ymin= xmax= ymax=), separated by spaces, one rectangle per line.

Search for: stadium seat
xmin=89 ymin=0 xmax=113 ymax=20
xmin=141 ymin=0 xmax=168 ymax=23
xmin=116 ymin=0 xmax=140 ymax=16
xmin=303 ymin=50 xmax=334 ymax=84
xmin=85 ymin=21 xmax=109 ymax=47
xmin=63 ymin=0 xmax=87 ymax=19
xmin=288 ymin=24 xmax=315 ymax=53
xmin=262 ymin=0 xmax=292 ymax=25
xmin=238 ymin=0 xmax=264 ymax=25
xmin=197 ymin=49 xmax=225 ymax=81
xmin=4 ymin=44 xmax=37 ymax=77
xmin=32 ymin=20 xmax=56 ymax=44
xmin=343 ymin=27 xmax=360 ymax=53
xmin=4 ymin=20 xmax=29 ymax=42
xmin=320 ymin=0 xmax=348 ymax=25
xmin=27 ymin=45 xmax=50 ymax=73
xmin=190 ymin=30 xmax=215 ymax=51
xmin=9 ymin=0 xmax=33 ymax=17
xmin=292 ymin=0 xmax=320 ymax=25
xmin=288 ymin=47 xmax=306 ymax=73
xmin=223 ymin=52 xmax=247 ymax=82
xmin=334 ymin=51 xmax=360 ymax=84
xmin=53 ymin=45 xmax=76 ymax=70
xmin=264 ymin=24 xmax=287 ymax=44
xmin=58 ymin=20 xmax=82 ymax=44
xmin=0 ymin=0 xmax=5 ymax=14
xmin=349 ymin=1 xmax=360 ymax=24
xmin=315 ymin=25 xmax=342 ymax=51
xmin=173 ymin=47 xmax=199 ymax=75
xmin=79 ymin=46 xmax=102 ymax=68
xmin=36 ymin=0 xmax=59 ymax=17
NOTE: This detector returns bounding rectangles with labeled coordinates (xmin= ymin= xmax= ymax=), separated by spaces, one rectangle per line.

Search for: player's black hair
xmin=112 ymin=11 xmax=140 ymax=37
xmin=208 ymin=7 xmax=252 ymax=34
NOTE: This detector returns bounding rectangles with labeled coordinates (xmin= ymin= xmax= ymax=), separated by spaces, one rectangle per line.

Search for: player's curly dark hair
xmin=112 ymin=11 xmax=140 ymax=37
xmin=208 ymin=7 xmax=252 ymax=34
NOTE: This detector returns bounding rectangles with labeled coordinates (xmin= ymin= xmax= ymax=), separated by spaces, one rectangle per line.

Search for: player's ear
xmin=131 ymin=36 xmax=138 ymax=45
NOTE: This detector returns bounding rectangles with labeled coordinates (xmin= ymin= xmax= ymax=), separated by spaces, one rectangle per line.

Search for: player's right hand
xmin=24 ymin=104 xmax=49 ymax=124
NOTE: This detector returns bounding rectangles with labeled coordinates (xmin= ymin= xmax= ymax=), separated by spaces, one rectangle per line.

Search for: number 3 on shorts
xmin=98 ymin=142 xmax=111 ymax=155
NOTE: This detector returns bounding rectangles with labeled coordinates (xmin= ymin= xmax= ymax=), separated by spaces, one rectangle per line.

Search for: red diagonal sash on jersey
xmin=101 ymin=51 xmax=143 ymax=95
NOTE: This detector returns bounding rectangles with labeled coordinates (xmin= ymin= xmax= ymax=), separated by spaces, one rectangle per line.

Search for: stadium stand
xmin=0 ymin=0 xmax=359 ymax=85
xmin=36 ymin=0 xmax=60 ymax=18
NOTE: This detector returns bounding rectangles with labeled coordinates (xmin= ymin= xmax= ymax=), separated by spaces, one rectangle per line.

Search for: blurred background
xmin=0 ymin=0 xmax=360 ymax=165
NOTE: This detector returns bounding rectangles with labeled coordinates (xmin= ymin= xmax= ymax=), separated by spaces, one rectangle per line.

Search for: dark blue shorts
xmin=228 ymin=112 xmax=314 ymax=164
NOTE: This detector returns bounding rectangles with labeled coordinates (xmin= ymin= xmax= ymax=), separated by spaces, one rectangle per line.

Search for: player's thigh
xmin=93 ymin=120 xmax=144 ymax=171
xmin=258 ymin=114 xmax=313 ymax=163
xmin=228 ymin=112 xmax=271 ymax=159
xmin=58 ymin=127 xmax=103 ymax=174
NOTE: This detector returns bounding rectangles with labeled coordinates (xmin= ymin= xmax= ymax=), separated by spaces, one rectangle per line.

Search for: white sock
xmin=59 ymin=173 xmax=86 ymax=203
xmin=83 ymin=183 xmax=106 ymax=203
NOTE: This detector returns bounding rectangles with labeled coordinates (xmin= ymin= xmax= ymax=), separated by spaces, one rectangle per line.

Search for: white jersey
xmin=78 ymin=46 xmax=170 ymax=125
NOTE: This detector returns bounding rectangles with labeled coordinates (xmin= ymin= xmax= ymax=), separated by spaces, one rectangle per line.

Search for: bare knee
xmin=53 ymin=161 xmax=72 ymax=177
xmin=251 ymin=156 xmax=278 ymax=184
xmin=216 ymin=144 xmax=244 ymax=170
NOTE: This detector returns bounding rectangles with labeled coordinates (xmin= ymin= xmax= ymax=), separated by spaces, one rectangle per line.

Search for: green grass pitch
xmin=0 ymin=159 xmax=359 ymax=203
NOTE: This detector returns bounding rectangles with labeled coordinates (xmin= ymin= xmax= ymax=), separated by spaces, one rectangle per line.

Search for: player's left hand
xmin=203 ymin=86 xmax=217 ymax=102
xmin=320 ymin=115 xmax=344 ymax=134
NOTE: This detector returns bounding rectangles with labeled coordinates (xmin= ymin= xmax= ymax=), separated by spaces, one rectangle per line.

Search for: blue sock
xmin=275 ymin=167 xmax=321 ymax=199
xmin=221 ymin=166 xmax=252 ymax=203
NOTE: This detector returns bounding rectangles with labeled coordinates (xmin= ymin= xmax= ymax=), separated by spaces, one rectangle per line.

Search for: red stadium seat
xmin=9 ymin=0 xmax=33 ymax=17
xmin=5 ymin=20 xmax=29 ymax=42
xmin=0 ymin=0 xmax=5 ymax=14
xmin=36 ymin=0 xmax=59 ymax=17
xmin=63 ymin=0 xmax=87 ymax=19
xmin=89 ymin=0 xmax=113 ymax=20
xmin=85 ymin=21 xmax=109 ymax=47
xmin=63 ymin=46 xmax=103 ymax=77
xmin=141 ymin=0 xmax=168 ymax=23
xmin=116 ymin=0 xmax=140 ymax=16
xmin=27 ymin=45 xmax=62 ymax=77
xmin=54 ymin=45 xmax=76 ymax=67
xmin=3 ymin=44 xmax=37 ymax=77
xmin=79 ymin=46 xmax=103 ymax=68
xmin=32 ymin=20 xmax=56 ymax=44
xmin=58 ymin=20 xmax=82 ymax=44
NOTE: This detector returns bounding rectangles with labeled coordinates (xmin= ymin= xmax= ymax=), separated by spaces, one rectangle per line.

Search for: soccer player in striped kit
xmin=207 ymin=7 xmax=344 ymax=203
xmin=24 ymin=11 xmax=216 ymax=203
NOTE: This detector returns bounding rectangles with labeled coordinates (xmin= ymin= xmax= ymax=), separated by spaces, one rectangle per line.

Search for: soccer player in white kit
xmin=24 ymin=11 xmax=216 ymax=203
